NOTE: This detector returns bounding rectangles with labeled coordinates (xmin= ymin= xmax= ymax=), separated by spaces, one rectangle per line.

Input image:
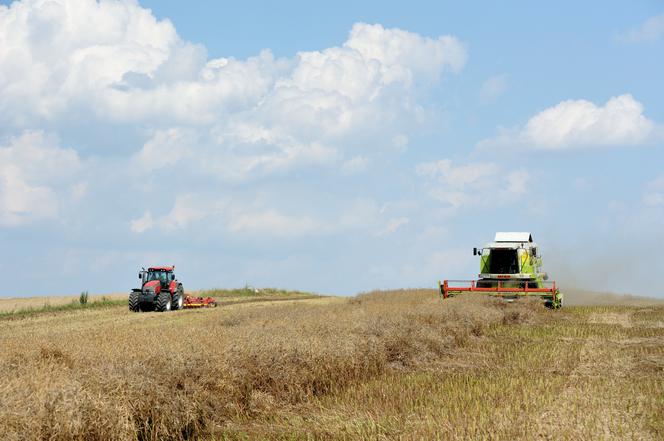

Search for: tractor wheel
xmin=172 ymin=286 xmax=184 ymax=310
xmin=129 ymin=291 xmax=140 ymax=312
xmin=156 ymin=291 xmax=172 ymax=312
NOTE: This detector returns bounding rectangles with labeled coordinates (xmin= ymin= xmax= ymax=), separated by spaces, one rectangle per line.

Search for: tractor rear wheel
xmin=156 ymin=291 xmax=172 ymax=312
xmin=129 ymin=291 xmax=140 ymax=312
xmin=172 ymin=286 xmax=184 ymax=310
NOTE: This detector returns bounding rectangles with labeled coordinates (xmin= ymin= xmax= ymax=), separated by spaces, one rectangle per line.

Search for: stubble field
xmin=0 ymin=289 xmax=662 ymax=440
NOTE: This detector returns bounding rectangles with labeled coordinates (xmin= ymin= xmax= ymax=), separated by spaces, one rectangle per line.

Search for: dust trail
xmin=562 ymin=288 xmax=664 ymax=306
xmin=544 ymin=232 xmax=664 ymax=298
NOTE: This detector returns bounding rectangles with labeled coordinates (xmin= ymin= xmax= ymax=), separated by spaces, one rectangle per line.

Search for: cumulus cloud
xmin=229 ymin=211 xmax=324 ymax=237
xmin=0 ymin=1 xmax=467 ymax=180
xmin=130 ymin=194 xmax=222 ymax=233
xmin=133 ymin=128 xmax=194 ymax=171
xmin=416 ymin=159 xmax=529 ymax=209
xmin=131 ymin=199 xmax=330 ymax=237
xmin=619 ymin=12 xmax=664 ymax=43
xmin=135 ymin=125 xmax=340 ymax=181
xmin=130 ymin=211 xmax=153 ymax=233
xmin=128 ymin=191 xmax=406 ymax=239
xmin=479 ymin=94 xmax=656 ymax=150
xmin=0 ymin=0 xmax=204 ymax=124
xmin=0 ymin=131 xmax=83 ymax=226
xmin=128 ymin=190 xmax=326 ymax=237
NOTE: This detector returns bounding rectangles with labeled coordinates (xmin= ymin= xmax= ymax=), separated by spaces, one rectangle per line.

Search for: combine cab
xmin=129 ymin=266 xmax=185 ymax=312
xmin=439 ymin=232 xmax=563 ymax=308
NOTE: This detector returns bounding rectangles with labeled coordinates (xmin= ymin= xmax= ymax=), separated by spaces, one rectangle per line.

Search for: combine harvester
xmin=129 ymin=266 xmax=216 ymax=312
xmin=439 ymin=232 xmax=563 ymax=308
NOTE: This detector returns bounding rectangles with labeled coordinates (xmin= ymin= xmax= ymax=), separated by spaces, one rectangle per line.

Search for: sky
xmin=0 ymin=0 xmax=663 ymax=297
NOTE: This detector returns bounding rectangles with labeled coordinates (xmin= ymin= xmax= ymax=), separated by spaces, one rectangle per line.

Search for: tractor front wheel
xmin=156 ymin=291 xmax=172 ymax=312
xmin=129 ymin=291 xmax=140 ymax=312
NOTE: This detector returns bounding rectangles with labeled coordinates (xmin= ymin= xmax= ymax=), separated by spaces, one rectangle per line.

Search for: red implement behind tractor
xmin=183 ymin=294 xmax=217 ymax=308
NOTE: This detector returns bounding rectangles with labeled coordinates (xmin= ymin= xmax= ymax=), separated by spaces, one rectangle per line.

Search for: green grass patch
xmin=200 ymin=286 xmax=320 ymax=298
xmin=0 ymin=297 xmax=126 ymax=320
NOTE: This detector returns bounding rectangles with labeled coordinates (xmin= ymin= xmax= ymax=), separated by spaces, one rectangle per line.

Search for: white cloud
xmin=479 ymin=74 xmax=508 ymax=103
xmin=0 ymin=131 xmax=82 ymax=226
xmin=130 ymin=194 xmax=220 ymax=233
xmin=0 ymin=1 xmax=467 ymax=178
xmin=161 ymin=194 xmax=210 ymax=230
xmin=375 ymin=217 xmax=410 ymax=236
xmin=127 ymin=192 xmax=405 ymax=239
xmin=392 ymin=134 xmax=409 ymax=151
xmin=229 ymin=210 xmax=324 ymax=237
xmin=134 ymin=128 xmax=193 ymax=171
xmin=0 ymin=0 xmax=202 ymax=123
xmin=341 ymin=155 xmax=370 ymax=173
xmin=130 ymin=211 xmax=153 ymax=233
xmin=619 ymin=13 xmax=664 ymax=43
xmin=416 ymin=159 xmax=529 ymax=209
xmin=417 ymin=159 xmax=499 ymax=188
xmin=479 ymin=94 xmax=656 ymax=150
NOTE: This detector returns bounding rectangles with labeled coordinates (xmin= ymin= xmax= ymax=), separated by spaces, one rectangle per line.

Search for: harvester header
xmin=440 ymin=232 xmax=563 ymax=308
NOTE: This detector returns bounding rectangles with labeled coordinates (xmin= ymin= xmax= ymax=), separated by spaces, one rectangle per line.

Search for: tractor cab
xmin=144 ymin=267 xmax=173 ymax=287
xmin=141 ymin=267 xmax=175 ymax=290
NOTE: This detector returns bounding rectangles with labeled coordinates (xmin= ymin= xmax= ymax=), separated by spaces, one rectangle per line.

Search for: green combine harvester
xmin=439 ymin=232 xmax=563 ymax=308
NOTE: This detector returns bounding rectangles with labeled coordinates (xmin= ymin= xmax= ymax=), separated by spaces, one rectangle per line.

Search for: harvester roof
xmin=486 ymin=232 xmax=537 ymax=250
xmin=494 ymin=232 xmax=532 ymax=242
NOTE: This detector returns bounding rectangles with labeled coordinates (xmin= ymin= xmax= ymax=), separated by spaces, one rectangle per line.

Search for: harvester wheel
xmin=156 ymin=291 xmax=172 ymax=312
xmin=129 ymin=291 xmax=140 ymax=312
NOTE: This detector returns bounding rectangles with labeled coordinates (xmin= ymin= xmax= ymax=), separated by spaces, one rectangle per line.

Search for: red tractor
xmin=129 ymin=266 xmax=185 ymax=312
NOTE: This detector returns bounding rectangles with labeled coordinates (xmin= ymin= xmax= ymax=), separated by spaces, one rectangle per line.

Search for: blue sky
xmin=0 ymin=0 xmax=662 ymax=297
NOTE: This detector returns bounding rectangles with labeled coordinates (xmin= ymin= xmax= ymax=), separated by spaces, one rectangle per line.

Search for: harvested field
xmin=0 ymin=289 xmax=662 ymax=440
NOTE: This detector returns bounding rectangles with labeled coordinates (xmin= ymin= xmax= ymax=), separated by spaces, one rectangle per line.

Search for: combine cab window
xmin=489 ymin=249 xmax=519 ymax=274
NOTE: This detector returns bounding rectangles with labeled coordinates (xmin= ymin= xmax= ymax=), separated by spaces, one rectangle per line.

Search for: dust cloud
xmin=562 ymin=288 xmax=664 ymax=306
